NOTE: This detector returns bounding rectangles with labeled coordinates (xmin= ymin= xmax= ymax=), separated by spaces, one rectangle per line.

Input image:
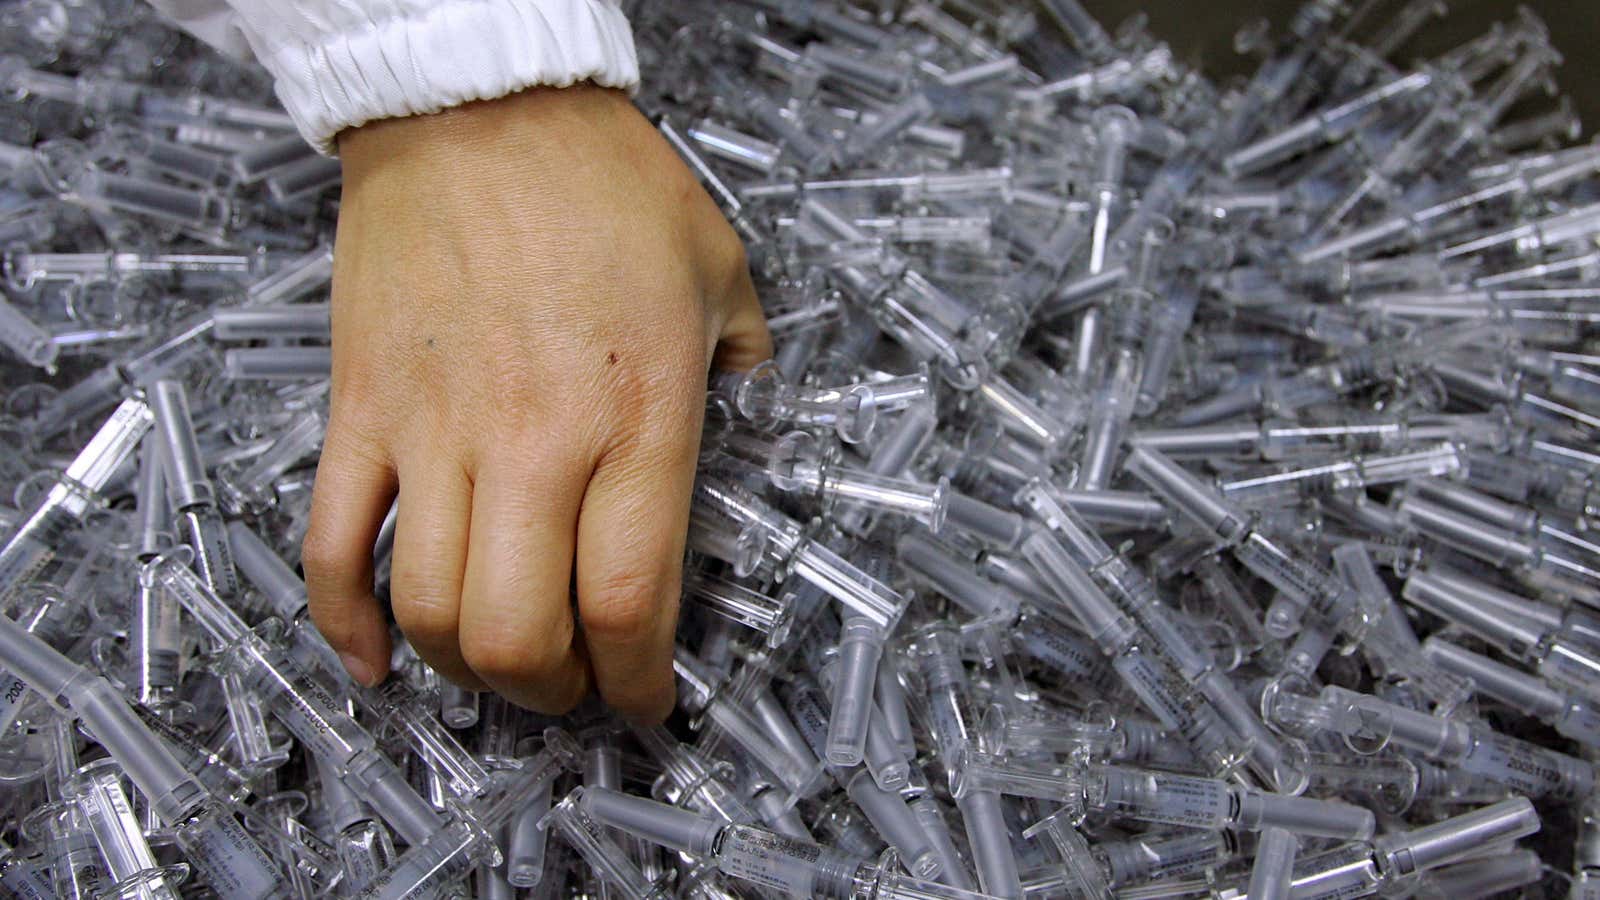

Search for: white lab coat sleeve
xmin=144 ymin=0 xmax=639 ymax=153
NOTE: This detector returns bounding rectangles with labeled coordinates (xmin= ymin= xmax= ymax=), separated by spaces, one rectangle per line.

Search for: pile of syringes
xmin=2 ymin=0 xmax=1600 ymax=897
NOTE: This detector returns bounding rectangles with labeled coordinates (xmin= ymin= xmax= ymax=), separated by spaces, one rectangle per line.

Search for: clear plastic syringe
xmin=0 ymin=395 xmax=151 ymax=603
xmin=686 ymin=505 xmax=770 ymax=578
xmin=1264 ymin=681 xmax=1596 ymax=801
xmin=766 ymin=430 xmax=950 ymax=530
xmin=1087 ymin=106 xmax=1139 ymax=276
xmin=674 ymin=645 xmax=828 ymax=805
xmin=29 ymin=311 xmax=213 ymax=442
xmin=315 ymin=755 xmax=393 ymax=895
xmin=215 ymin=408 xmax=325 ymax=514
xmin=579 ymin=785 xmax=1003 ymax=900
xmin=65 ymin=165 xmax=243 ymax=240
xmin=797 ymin=200 xmax=991 ymax=388
xmin=1422 ymin=637 xmax=1600 ymax=748
xmin=0 ymin=59 xmax=295 ymax=131
xmin=63 ymin=756 xmax=188 ymax=900
xmin=631 ymin=724 xmax=761 ymax=826
xmin=823 ymin=615 xmax=887 ymax=769
xmin=1209 ymin=797 xmax=1540 ymax=900
xmin=1018 ymin=528 xmax=1247 ymax=779
xmin=741 ymin=167 xmax=1015 ymax=205
xmin=211 ymin=303 xmax=331 ymax=342
xmin=226 ymin=519 xmax=346 ymax=679
xmin=129 ymin=438 xmax=181 ymax=708
xmin=693 ymin=478 xmax=908 ymax=630
xmin=24 ymin=792 xmax=108 ymax=900
xmin=683 ymin=571 xmax=796 ymax=649
xmin=1125 ymin=446 xmax=1369 ymax=640
xmin=1091 ymin=831 xmax=1235 ymax=887
xmin=1331 ymin=544 xmax=1473 ymax=715
xmin=906 ymin=621 xmax=1024 ymax=897
xmin=1299 ymin=142 xmax=1600 ymax=264
xmin=953 ymin=751 xmax=1374 ymax=840
xmin=143 ymin=551 xmax=447 ymax=848
xmin=1402 ymin=564 xmax=1600 ymax=704
xmin=1223 ymin=69 xmax=1434 ymax=178
xmin=1415 ymin=850 xmax=1544 ymax=900
xmin=235 ymin=245 xmax=334 ymax=307
xmin=539 ymin=787 xmax=669 ymax=899
xmin=1246 ymin=827 xmax=1297 ymax=900
xmin=0 ymin=836 xmax=53 ymax=900
xmin=658 ymin=118 xmax=765 ymax=257
xmin=719 ymin=361 xmax=879 ymax=445
xmin=1015 ymin=481 xmax=1303 ymax=792
xmin=148 ymin=379 xmax=239 ymax=598
xmin=1036 ymin=0 xmax=1114 ymax=60
xmin=979 ymin=702 xmax=1166 ymax=767
xmin=1022 ymin=48 xmax=1175 ymax=107
xmin=0 ymin=604 xmax=288 ymax=897
xmin=1440 ymin=199 xmax=1600 ymax=262
xmin=0 ymin=594 xmax=82 ymax=737
xmin=226 ymin=519 xmax=495 ymax=801
xmin=1133 ymin=413 xmax=1509 ymax=461
xmin=1396 ymin=492 xmax=1600 ymax=591
xmin=0 ymin=291 xmax=56 ymax=371
xmin=3 ymin=249 xmax=265 ymax=290
xmin=1216 ymin=442 xmax=1465 ymax=505
xmin=896 ymin=531 xmax=1025 ymax=622
xmin=352 ymin=742 xmax=573 ymax=900
xmin=703 ymin=70 xmax=833 ymax=174
xmin=1174 ymin=322 xmax=1489 ymax=427
xmin=1311 ymin=32 xmax=1537 ymax=232
xmin=1075 ymin=347 xmax=1141 ymax=490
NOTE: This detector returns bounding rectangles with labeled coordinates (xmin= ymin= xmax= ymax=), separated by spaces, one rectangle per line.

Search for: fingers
xmin=303 ymin=424 xmax=397 ymax=687
xmin=711 ymin=257 xmax=774 ymax=372
xmin=574 ymin=413 xmax=700 ymax=723
xmin=388 ymin=455 xmax=487 ymax=691
xmin=456 ymin=454 xmax=590 ymax=713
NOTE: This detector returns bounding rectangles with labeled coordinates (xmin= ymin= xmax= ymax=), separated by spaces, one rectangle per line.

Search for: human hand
xmin=302 ymin=84 xmax=771 ymax=721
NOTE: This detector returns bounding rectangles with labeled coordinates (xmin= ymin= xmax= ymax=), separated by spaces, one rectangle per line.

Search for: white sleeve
xmin=144 ymin=0 xmax=639 ymax=153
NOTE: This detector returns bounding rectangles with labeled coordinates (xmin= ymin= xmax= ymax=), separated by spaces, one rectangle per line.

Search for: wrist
xmin=338 ymin=84 xmax=636 ymax=179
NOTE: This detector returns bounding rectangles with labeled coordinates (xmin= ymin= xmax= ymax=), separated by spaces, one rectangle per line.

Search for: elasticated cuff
xmin=249 ymin=0 xmax=639 ymax=153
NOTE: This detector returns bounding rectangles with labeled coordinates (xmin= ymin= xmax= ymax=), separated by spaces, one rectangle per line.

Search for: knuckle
xmin=388 ymin=533 xmax=459 ymax=603
xmin=313 ymin=433 xmax=392 ymax=498
xmin=390 ymin=586 xmax=460 ymax=646
xmin=298 ymin=527 xmax=347 ymax=582
xmin=460 ymin=631 xmax=564 ymax=686
xmin=583 ymin=570 xmax=667 ymax=643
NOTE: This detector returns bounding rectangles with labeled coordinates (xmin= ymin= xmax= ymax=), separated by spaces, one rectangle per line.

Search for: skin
xmin=303 ymin=84 xmax=772 ymax=722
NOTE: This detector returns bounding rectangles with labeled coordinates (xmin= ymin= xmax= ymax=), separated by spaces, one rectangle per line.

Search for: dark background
xmin=1080 ymin=0 xmax=1597 ymax=138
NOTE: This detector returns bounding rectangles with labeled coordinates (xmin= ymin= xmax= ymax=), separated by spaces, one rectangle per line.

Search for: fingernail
xmin=339 ymin=652 xmax=376 ymax=687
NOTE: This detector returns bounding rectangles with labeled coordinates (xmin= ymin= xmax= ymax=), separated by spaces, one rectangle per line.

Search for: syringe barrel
xmin=581 ymin=787 xmax=722 ymax=857
xmin=1374 ymin=797 xmax=1539 ymax=876
xmin=1125 ymin=446 xmax=1251 ymax=543
xmin=148 ymin=380 xmax=213 ymax=510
